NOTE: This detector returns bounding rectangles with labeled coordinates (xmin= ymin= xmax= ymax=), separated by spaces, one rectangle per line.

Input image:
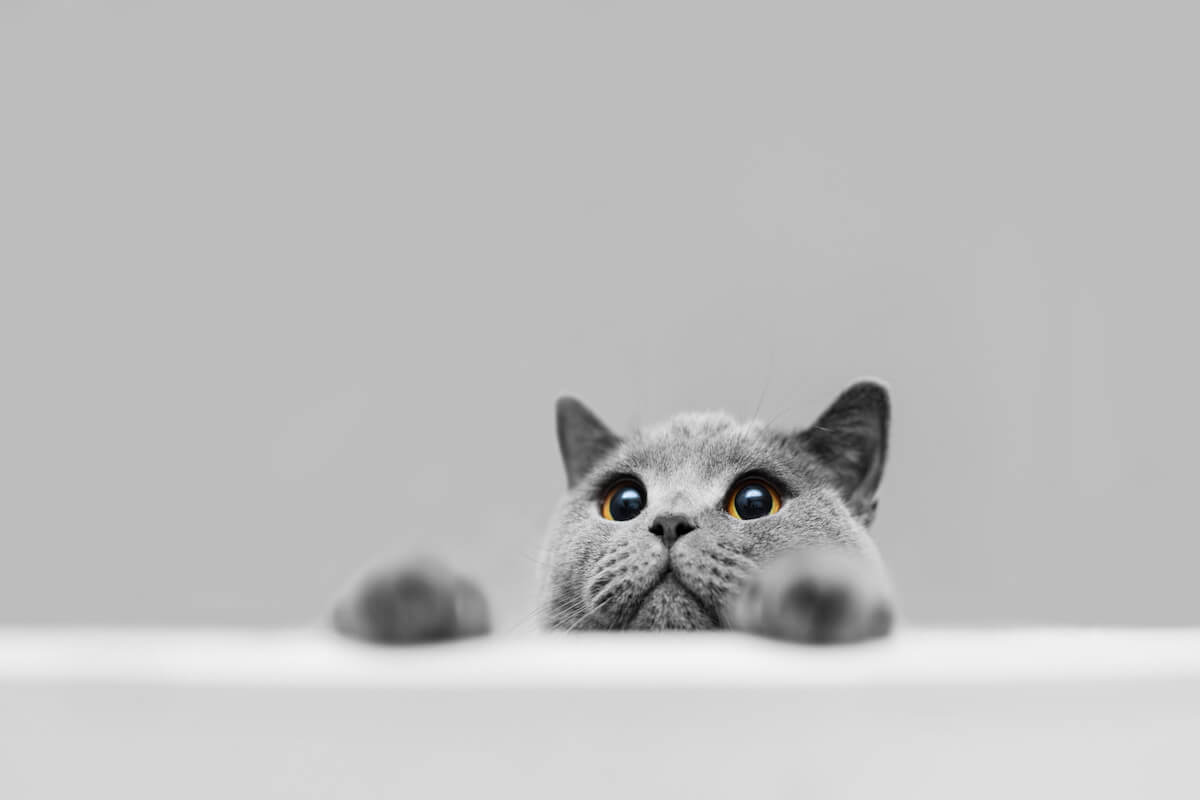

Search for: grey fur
xmin=540 ymin=380 xmax=894 ymax=638
xmin=556 ymin=397 xmax=621 ymax=489
xmin=331 ymin=558 xmax=490 ymax=643
xmin=332 ymin=380 xmax=895 ymax=645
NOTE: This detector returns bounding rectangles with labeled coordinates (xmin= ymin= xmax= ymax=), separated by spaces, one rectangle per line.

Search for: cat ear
xmin=797 ymin=380 xmax=890 ymax=525
xmin=556 ymin=397 xmax=620 ymax=489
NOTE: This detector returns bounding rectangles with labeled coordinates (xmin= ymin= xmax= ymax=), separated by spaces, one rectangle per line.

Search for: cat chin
xmin=626 ymin=574 xmax=719 ymax=631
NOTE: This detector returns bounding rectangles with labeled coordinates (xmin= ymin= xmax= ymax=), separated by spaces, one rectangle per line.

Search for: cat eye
xmin=726 ymin=479 xmax=782 ymax=520
xmin=600 ymin=481 xmax=646 ymax=522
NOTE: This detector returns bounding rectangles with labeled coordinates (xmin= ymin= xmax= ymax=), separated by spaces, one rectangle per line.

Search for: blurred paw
xmin=331 ymin=559 xmax=490 ymax=644
xmin=727 ymin=550 xmax=893 ymax=644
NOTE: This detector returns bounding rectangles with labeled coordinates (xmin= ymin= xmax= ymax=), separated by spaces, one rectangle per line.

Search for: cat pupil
xmin=735 ymin=484 xmax=771 ymax=519
xmin=612 ymin=487 xmax=644 ymax=521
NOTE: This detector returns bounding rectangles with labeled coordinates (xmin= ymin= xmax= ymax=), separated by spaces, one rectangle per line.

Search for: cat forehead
xmin=642 ymin=411 xmax=746 ymax=439
xmin=607 ymin=411 xmax=794 ymax=479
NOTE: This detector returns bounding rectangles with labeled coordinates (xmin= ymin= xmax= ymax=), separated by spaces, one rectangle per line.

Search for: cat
xmin=332 ymin=380 xmax=895 ymax=644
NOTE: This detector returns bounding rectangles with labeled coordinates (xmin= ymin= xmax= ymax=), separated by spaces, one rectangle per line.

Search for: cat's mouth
xmin=579 ymin=544 xmax=722 ymax=631
xmin=626 ymin=570 xmax=718 ymax=631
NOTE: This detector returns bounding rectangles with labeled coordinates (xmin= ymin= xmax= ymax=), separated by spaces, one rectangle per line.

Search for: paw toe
xmin=333 ymin=560 xmax=490 ymax=644
xmin=731 ymin=550 xmax=894 ymax=645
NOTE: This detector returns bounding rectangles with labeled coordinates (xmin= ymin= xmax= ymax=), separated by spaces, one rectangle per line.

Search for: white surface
xmin=4 ymin=626 xmax=1200 ymax=687
xmin=3 ymin=628 xmax=1200 ymax=799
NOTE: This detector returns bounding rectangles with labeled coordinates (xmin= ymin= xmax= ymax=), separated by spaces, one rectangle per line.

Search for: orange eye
xmin=601 ymin=482 xmax=646 ymax=521
xmin=726 ymin=480 xmax=781 ymax=520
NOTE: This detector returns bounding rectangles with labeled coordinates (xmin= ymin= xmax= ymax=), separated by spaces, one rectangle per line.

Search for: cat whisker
xmin=507 ymin=602 xmax=553 ymax=634
xmin=561 ymin=593 xmax=616 ymax=634
xmin=535 ymin=592 xmax=595 ymax=632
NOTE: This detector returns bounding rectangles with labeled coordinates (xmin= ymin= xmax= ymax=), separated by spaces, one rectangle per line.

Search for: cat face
xmin=539 ymin=381 xmax=891 ymax=631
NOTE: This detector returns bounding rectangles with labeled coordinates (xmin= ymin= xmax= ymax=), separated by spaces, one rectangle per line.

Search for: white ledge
xmin=3 ymin=626 xmax=1200 ymax=687
xmin=5 ymin=627 xmax=1200 ymax=799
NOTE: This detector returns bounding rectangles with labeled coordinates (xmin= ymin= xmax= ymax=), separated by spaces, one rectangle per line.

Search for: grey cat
xmin=333 ymin=380 xmax=895 ymax=644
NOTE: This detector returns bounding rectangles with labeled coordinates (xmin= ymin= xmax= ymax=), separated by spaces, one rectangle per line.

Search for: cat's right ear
xmin=556 ymin=397 xmax=620 ymax=489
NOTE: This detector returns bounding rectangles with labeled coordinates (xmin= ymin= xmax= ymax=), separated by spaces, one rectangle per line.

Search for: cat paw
xmin=331 ymin=558 xmax=490 ymax=644
xmin=727 ymin=549 xmax=894 ymax=644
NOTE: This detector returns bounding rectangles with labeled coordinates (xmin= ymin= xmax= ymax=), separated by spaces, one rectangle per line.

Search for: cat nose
xmin=648 ymin=514 xmax=696 ymax=547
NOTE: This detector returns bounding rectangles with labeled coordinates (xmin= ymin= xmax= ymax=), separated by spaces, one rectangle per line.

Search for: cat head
xmin=539 ymin=381 xmax=890 ymax=631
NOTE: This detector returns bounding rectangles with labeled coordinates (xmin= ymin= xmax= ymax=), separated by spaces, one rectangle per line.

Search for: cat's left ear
xmin=797 ymin=380 xmax=890 ymax=526
xmin=556 ymin=397 xmax=620 ymax=489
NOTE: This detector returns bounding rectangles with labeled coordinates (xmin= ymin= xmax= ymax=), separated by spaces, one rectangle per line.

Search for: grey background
xmin=2 ymin=1 xmax=1196 ymax=629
